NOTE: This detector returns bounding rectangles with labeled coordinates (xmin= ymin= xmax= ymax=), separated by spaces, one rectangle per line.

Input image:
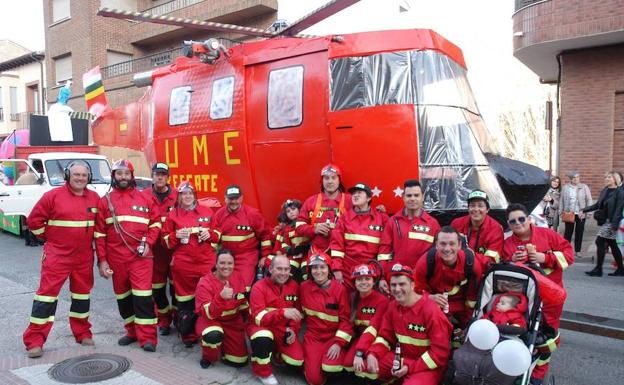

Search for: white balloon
xmin=492 ymin=339 xmax=532 ymax=376
xmin=467 ymin=319 xmax=500 ymax=350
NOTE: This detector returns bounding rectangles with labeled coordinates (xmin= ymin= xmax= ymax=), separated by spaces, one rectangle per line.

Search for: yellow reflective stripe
xmin=222 ymin=308 xmax=237 ymax=317
xmin=261 ymin=240 xmax=272 ymax=247
xmin=553 ymin=251 xmax=569 ymax=270
xmin=396 ymin=334 xmax=431 ymax=347
xmin=363 ymin=326 xmax=377 ymax=337
xmin=202 ymin=325 xmax=224 ymax=335
xmin=47 ymin=219 xmax=95 ymax=227
xmin=276 ymin=234 xmax=284 ymax=242
xmin=124 ymin=315 xmax=135 ymax=324
xmin=322 ymin=363 xmax=343 ymax=372
xmin=355 ymin=371 xmax=379 ymax=380
xmin=373 ymin=336 xmax=390 ymax=350
xmin=175 ymin=294 xmax=195 ymax=302
xmin=152 ymin=282 xmax=166 ymax=289
xmin=34 ymin=294 xmax=57 ymax=303
xmin=149 ymin=222 xmax=162 ymax=229
xmin=295 ymin=221 xmax=307 ymax=228
xmin=116 ymin=290 xmax=131 ymax=300
xmin=221 ymin=233 xmax=255 ymax=242
xmin=69 ymin=311 xmax=89 ymax=319
xmin=408 ymin=232 xmax=434 ymax=243
xmin=239 ymin=303 xmax=249 ymax=311
xmin=345 ymin=233 xmax=380 ymax=244
xmin=355 ymin=319 xmax=370 ymax=326
xmin=448 ymin=279 xmax=468 ymax=296
xmin=291 ymin=237 xmax=307 ymax=246
xmin=251 ymin=356 xmax=271 ymax=365
xmin=163 ymin=234 xmax=170 ymax=248
xmin=223 ymin=354 xmax=248 ymax=363
xmin=331 ymin=250 xmax=345 ymax=258
xmin=30 ymin=316 xmax=54 ymax=324
xmin=250 ymin=329 xmax=274 ymax=340
xmin=543 ymin=268 xmax=554 ymax=275
xmin=131 ymin=289 xmax=152 ymax=297
xmin=290 ymin=259 xmax=301 ymax=268
xmin=255 ymin=309 xmax=274 ymax=326
xmin=536 ymin=356 xmax=551 ymax=366
xmin=537 ymin=333 xmax=559 ymax=353
xmin=484 ymin=249 xmax=500 ymax=262
xmin=31 ymin=227 xmax=45 ymax=235
xmin=105 ymin=216 xmax=150 ymax=225
xmin=335 ymin=330 xmax=352 ymax=343
xmin=202 ymin=341 xmax=221 ymax=348
xmin=421 ymin=351 xmax=437 ymax=369
xmin=465 ymin=300 xmax=477 ymax=308
xmin=303 ymin=307 xmax=339 ymax=322
xmin=377 ymin=253 xmax=392 ymax=261
xmin=203 ymin=303 xmax=213 ymax=319
xmin=281 ymin=353 xmax=303 ymax=366
xmin=157 ymin=305 xmax=171 ymax=314
xmin=161 ymin=216 xmax=167 ymax=222
xmin=94 ymin=231 xmax=106 ymax=238
xmin=70 ymin=292 xmax=90 ymax=300
xmin=134 ymin=317 xmax=158 ymax=325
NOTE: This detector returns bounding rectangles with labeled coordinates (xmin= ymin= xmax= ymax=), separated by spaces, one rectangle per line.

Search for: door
xmin=0 ymin=159 xmax=45 ymax=216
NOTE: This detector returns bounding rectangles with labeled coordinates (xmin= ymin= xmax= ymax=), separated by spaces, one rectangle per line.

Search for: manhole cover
xmin=48 ymin=354 xmax=132 ymax=383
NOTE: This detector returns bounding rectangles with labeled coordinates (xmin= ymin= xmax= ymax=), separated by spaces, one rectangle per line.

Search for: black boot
xmin=608 ymin=268 xmax=624 ymax=276
xmin=585 ymin=267 xmax=603 ymax=277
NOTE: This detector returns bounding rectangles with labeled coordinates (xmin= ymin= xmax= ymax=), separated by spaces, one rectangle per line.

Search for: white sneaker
xmin=258 ymin=374 xmax=279 ymax=385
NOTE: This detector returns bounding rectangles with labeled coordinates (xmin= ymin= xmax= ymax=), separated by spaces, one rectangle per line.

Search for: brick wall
xmin=559 ymin=45 xmax=624 ymax=195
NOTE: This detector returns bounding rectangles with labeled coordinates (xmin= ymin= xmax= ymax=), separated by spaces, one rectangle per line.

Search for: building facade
xmin=512 ymin=0 xmax=624 ymax=191
xmin=43 ymin=0 xmax=277 ymax=174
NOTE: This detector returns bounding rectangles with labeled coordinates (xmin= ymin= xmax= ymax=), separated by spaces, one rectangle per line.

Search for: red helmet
xmin=351 ymin=263 xmax=379 ymax=281
xmin=320 ymin=163 xmax=342 ymax=178
xmin=112 ymin=159 xmax=134 ymax=172
xmin=177 ymin=181 xmax=196 ymax=193
xmin=386 ymin=263 xmax=415 ymax=282
xmin=307 ymin=249 xmax=331 ymax=268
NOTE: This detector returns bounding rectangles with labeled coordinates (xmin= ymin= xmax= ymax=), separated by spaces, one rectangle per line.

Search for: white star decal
xmin=393 ymin=186 xmax=404 ymax=197
xmin=371 ymin=186 xmax=382 ymax=197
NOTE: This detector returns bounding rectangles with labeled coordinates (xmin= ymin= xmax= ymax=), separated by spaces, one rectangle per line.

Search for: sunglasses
xmin=508 ymin=216 xmax=527 ymax=225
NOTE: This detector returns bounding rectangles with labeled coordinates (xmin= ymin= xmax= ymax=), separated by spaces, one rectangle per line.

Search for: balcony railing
xmin=0 ymin=108 xmax=3 ymax=122
xmin=141 ymin=0 xmax=205 ymax=16
xmin=515 ymin=0 xmax=550 ymax=12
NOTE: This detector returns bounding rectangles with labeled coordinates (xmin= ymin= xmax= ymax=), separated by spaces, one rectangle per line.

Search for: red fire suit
xmin=212 ymin=205 xmax=272 ymax=291
xmin=414 ymin=249 xmax=482 ymax=330
xmin=502 ymin=225 xmax=573 ymax=380
xmin=329 ymin=208 xmax=388 ymax=289
xmin=300 ymin=279 xmax=353 ymax=385
xmin=450 ymin=214 xmax=503 ymax=269
xmin=23 ymin=183 xmax=100 ymax=350
xmin=95 ymin=187 xmax=161 ymax=347
xmin=344 ymin=290 xmax=390 ymax=379
xmin=378 ymin=209 xmax=440 ymax=270
xmin=248 ymin=277 xmax=304 ymax=377
xmin=482 ymin=293 xmax=528 ymax=328
xmin=143 ymin=186 xmax=177 ymax=329
xmin=194 ymin=273 xmax=249 ymax=365
xmin=267 ymin=221 xmax=309 ymax=279
xmin=366 ymin=292 xmax=452 ymax=385
xmin=295 ymin=192 xmax=352 ymax=253
xmin=163 ymin=204 xmax=221 ymax=343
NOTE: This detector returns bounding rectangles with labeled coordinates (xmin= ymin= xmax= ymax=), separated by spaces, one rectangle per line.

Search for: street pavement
xmin=0 ymin=225 xmax=623 ymax=385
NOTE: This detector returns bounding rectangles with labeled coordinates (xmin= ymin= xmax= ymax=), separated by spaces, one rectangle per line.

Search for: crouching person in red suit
xmin=194 ymin=249 xmax=249 ymax=368
xmin=363 ymin=263 xmax=452 ymax=385
xmin=300 ymin=251 xmax=353 ymax=385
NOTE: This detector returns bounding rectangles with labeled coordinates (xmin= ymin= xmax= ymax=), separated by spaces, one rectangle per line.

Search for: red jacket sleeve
xmin=27 ymin=192 xmax=52 ymax=240
xmin=162 ymin=215 xmax=178 ymax=250
xmin=542 ymin=230 xmax=574 ymax=271
xmin=94 ymin=197 xmax=110 ymax=263
xmin=146 ymin=197 xmax=161 ymax=248
xmin=378 ymin=217 xmax=395 ymax=265
xmin=196 ymin=278 xmax=244 ymax=320
xmin=367 ymin=306 xmax=396 ymax=358
xmin=413 ymin=256 xmax=431 ymax=293
xmin=252 ymin=210 xmax=273 ymax=257
xmin=355 ymin=299 xmax=389 ymax=352
xmin=333 ymin=285 xmax=353 ymax=347
xmin=406 ymin=305 xmax=452 ymax=373
xmin=250 ymin=282 xmax=288 ymax=327
xmin=329 ymin=216 xmax=346 ymax=272
xmin=295 ymin=197 xmax=316 ymax=239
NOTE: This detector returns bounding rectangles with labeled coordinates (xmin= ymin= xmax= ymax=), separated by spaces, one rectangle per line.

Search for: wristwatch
xmin=355 ymin=350 xmax=365 ymax=358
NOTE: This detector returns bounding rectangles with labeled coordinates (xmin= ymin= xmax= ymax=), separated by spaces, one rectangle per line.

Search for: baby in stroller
xmin=482 ymin=292 xmax=528 ymax=329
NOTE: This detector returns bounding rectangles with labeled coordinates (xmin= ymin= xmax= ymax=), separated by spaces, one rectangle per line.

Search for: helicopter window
xmin=210 ymin=76 xmax=234 ymax=120
xmin=169 ymin=85 xmax=192 ymax=126
xmin=268 ymin=65 xmax=304 ymax=129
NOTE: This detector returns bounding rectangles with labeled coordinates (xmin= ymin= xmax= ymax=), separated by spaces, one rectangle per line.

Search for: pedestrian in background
xmin=583 ymin=172 xmax=624 ymax=276
xmin=544 ymin=176 xmax=561 ymax=231
xmin=559 ymin=171 xmax=592 ymax=255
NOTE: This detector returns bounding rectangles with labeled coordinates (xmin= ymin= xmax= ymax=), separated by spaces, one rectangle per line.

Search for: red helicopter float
xmin=86 ymin=0 xmax=548 ymax=225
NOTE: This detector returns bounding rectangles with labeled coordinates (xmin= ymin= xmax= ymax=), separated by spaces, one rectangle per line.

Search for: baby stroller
xmin=451 ymin=263 xmax=555 ymax=385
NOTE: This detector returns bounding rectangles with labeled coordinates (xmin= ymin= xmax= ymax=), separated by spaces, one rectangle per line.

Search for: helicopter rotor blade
xmin=279 ymin=0 xmax=361 ymax=37
xmin=97 ymin=7 xmax=277 ymax=38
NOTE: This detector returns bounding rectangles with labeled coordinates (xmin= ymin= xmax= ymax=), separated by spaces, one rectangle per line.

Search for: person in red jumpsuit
xmin=95 ymin=159 xmax=161 ymax=352
xmin=414 ymin=226 xmax=482 ymax=336
xmin=363 ymin=263 xmax=452 ymax=385
xmin=295 ymin=164 xmax=352 ymax=259
xmin=502 ymin=203 xmax=573 ymax=385
xmin=212 ymin=185 xmax=272 ymax=291
xmin=248 ymin=254 xmax=304 ymax=385
xmin=23 ymin=161 xmax=100 ymax=358
xmin=194 ymin=249 xmax=249 ymax=369
xmin=344 ymin=263 xmax=389 ymax=381
xmin=330 ymin=183 xmax=388 ymax=289
xmin=378 ymin=179 xmax=440 ymax=292
xmin=300 ymin=251 xmax=353 ymax=385
xmin=142 ymin=162 xmax=177 ymax=335
xmin=163 ymin=181 xmax=221 ymax=346
xmin=268 ymin=199 xmax=310 ymax=280
xmin=450 ymin=190 xmax=503 ymax=270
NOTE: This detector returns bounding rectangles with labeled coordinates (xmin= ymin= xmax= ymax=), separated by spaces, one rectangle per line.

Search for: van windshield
xmin=45 ymin=159 xmax=111 ymax=186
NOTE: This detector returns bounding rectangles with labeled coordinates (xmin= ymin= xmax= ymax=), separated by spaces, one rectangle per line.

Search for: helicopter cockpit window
xmin=169 ymin=86 xmax=192 ymax=126
xmin=268 ymin=65 xmax=304 ymax=129
xmin=210 ymin=76 xmax=234 ymax=120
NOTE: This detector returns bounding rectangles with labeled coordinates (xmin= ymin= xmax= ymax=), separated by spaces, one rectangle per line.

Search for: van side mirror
xmin=37 ymin=173 xmax=45 ymax=185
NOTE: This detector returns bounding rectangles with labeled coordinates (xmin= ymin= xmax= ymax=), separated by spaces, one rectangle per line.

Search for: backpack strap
xmin=463 ymin=247 xmax=475 ymax=281
xmin=310 ymin=193 xmax=323 ymax=225
xmin=338 ymin=192 xmax=346 ymax=216
xmin=426 ymin=247 xmax=437 ymax=281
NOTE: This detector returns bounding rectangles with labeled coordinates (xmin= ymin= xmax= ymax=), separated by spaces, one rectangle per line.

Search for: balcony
xmin=514 ymin=0 xmax=549 ymax=13
xmin=141 ymin=0 xmax=205 ymax=16
xmin=0 ymin=111 xmax=33 ymax=137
